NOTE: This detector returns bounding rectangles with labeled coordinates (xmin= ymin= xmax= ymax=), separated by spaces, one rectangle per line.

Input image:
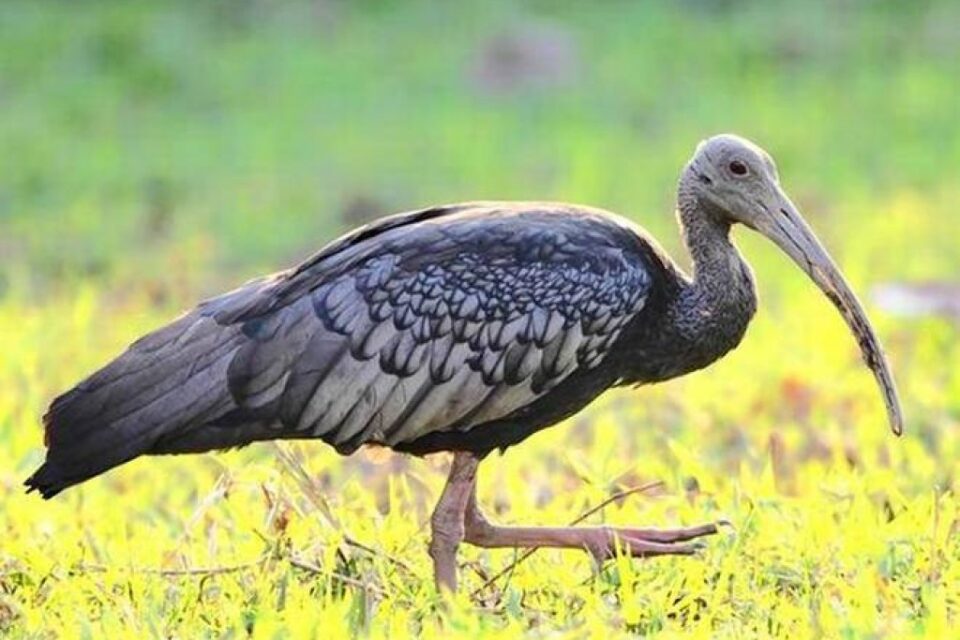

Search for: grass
xmin=1 ymin=0 xmax=959 ymax=636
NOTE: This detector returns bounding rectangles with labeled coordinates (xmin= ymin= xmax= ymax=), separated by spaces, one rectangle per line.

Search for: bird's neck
xmin=679 ymin=196 xmax=743 ymax=292
xmin=671 ymin=188 xmax=758 ymax=360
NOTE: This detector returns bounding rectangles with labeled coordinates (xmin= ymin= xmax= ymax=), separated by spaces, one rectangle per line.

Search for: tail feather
xmin=24 ymin=461 xmax=74 ymax=499
xmin=25 ymin=312 xmax=246 ymax=499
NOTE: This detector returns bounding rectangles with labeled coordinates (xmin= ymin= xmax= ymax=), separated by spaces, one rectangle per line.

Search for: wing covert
xmin=221 ymin=205 xmax=653 ymax=453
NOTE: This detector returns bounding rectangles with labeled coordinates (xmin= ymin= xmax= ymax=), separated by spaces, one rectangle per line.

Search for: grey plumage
xmin=27 ymin=202 xmax=652 ymax=497
xmin=26 ymin=135 xmax=904 ymax=505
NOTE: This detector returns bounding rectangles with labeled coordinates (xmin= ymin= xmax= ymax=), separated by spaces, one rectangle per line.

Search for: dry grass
xmin=2 ymin=1 xmax=959 ymax=636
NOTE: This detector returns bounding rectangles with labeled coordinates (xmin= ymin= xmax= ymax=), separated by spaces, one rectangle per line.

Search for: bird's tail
xmin=25 ymin=311 xmax=246 ymax=499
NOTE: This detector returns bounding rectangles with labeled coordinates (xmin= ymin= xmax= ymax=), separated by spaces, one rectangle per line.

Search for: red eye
xmin=729 ymin=160 xmax=748 ymax=176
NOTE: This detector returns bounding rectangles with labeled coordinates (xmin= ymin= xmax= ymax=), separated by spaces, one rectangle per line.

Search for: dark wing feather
xmin=24 ymin=203 xmax=472 ymax=498
xmin=227 ymin=204 xmax=653 ymax=452
xmin=25 ymin=202 xmax=654 ymax=498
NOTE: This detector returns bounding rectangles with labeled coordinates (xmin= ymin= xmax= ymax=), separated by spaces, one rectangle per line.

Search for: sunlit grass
xmin=2 ymin=0 xmax=959 ymax=636
xmin=2 ymin=188 xmax=958 ymax=635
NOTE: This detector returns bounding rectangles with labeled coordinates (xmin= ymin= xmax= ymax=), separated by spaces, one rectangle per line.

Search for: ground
xmin=1 ymin=1 xmax=959 ymax=637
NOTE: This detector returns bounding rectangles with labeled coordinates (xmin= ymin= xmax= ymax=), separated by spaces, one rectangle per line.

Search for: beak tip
xmin=889 ymin=411 xmax=904 ymax=437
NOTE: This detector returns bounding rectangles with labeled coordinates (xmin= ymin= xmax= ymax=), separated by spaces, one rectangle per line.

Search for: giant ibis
xmin=27 ymin=135 xmax=902 ymax=591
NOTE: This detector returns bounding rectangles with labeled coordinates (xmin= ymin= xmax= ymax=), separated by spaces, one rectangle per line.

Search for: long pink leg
xmin=465 ymin=495 xmax=721 ymax=561
xmin=429 ymin=452 xmax=727 ymax=591
xmin=458 ymin=453 xmax=725 ymax=563
xmin=428 ymin=451 xmax=479 ymax=592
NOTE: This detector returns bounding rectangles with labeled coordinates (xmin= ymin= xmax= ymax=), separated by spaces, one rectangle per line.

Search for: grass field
xmin=2 ymin=1 xmax=959 ymax=637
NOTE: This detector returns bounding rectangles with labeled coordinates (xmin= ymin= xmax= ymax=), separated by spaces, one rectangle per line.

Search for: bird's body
xmin=26 ymin=200 xmax=755 ymax=494
xmin=27 ymin=135 xmax=902 ymax=592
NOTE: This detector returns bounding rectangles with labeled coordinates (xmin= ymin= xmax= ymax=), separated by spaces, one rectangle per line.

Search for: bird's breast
xmin=616 ymin=278 xmax=757 ymax=385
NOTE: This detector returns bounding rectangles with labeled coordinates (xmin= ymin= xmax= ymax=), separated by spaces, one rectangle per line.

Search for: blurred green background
xmin=4 ymin=0 xmax=958 ymax=294
xmin=1 ymin=0 xmax=959 ymax=637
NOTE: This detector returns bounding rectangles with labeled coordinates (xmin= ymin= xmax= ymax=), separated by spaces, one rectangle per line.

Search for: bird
xmin=26 ymin=134 xmax=903 ymax=592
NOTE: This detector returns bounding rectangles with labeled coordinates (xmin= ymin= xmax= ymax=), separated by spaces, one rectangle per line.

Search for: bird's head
xmin=683 ymin=133 xmax=904 ymax=437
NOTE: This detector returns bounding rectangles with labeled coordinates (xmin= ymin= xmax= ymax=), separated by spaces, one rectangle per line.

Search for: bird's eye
xmin=728 ymin=160 xmax=749 ymax=176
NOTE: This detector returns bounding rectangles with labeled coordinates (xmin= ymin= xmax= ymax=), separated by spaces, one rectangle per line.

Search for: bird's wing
xmin=29 ymin=203 xmax=652 ymax=497
xmin=214 ymin=204 xmax=653 ymax=452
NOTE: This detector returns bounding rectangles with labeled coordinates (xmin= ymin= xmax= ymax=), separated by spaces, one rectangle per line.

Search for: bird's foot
xmin=583 ymin=520 xmax=730 ymax=562
xmin=463 ymin=507 xmax=730 ymax=564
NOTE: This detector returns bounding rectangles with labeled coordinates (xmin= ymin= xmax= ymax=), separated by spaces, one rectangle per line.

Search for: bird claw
xmin=588 ymin=519 xmax=730 ymax=562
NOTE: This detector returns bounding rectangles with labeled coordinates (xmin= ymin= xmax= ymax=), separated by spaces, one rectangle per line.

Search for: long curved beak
xmin=753 ymin=188 xmax=904 ymax=436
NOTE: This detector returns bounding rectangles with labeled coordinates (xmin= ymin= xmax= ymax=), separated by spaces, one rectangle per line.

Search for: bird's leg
xmin=429 ymin=451 xmax=480 ymax=592
xmin=463 ymin=474 xmax=725 ymax=563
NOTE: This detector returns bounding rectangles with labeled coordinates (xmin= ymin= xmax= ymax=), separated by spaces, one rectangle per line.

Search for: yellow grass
xmin=2 ymin=1 xmax=959 ymax=635
xmin=1 ymin=189 xmax=958 ymax=637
